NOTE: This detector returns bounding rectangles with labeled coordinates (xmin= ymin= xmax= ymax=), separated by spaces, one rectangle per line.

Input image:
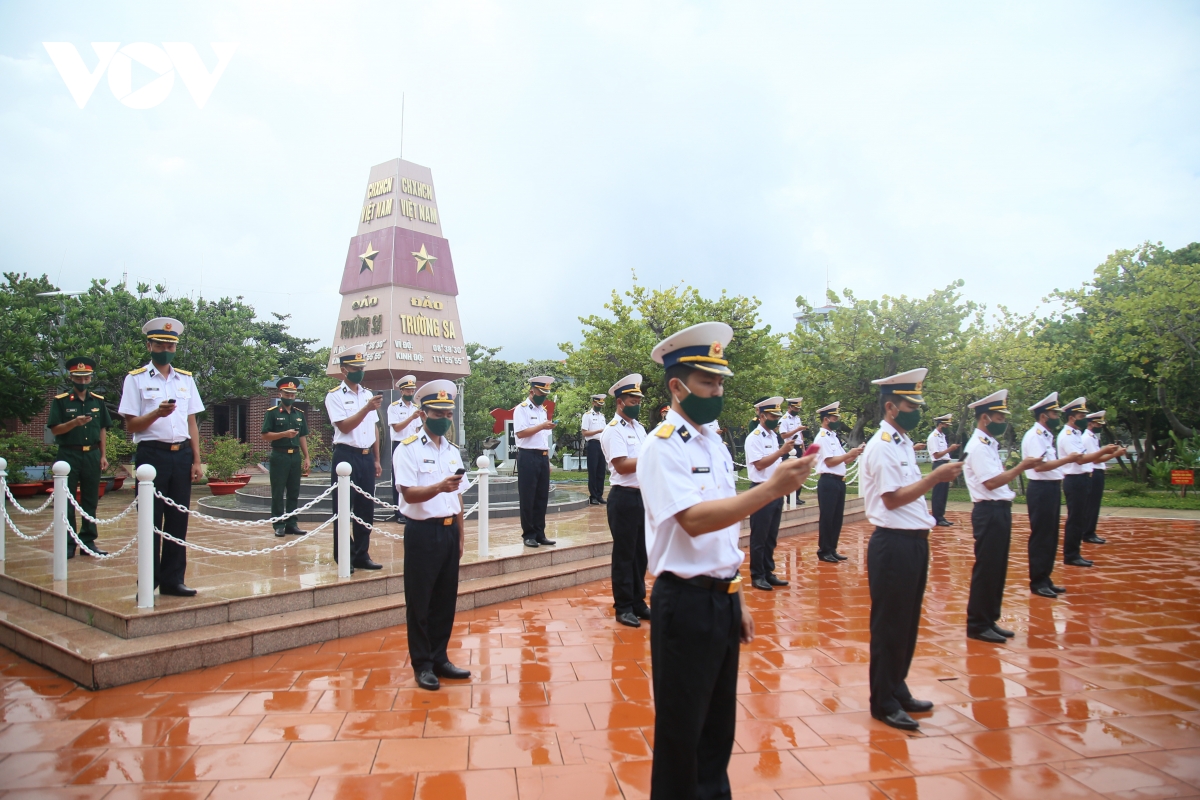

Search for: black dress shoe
xmin=275 ymin=528 xmax=287 ymax=537
xmin=1032 ymin=586 xmax=1058 ymax=598
xmin=1083 ymin=536 xmax=1107 ymax=544
xmin=535 ymin=537 xmax=556 ymax=546
xmin=751 ymin=578 xmax=773 ymax=591
xmin=1065 ymin=557 xmax=1093 ymax=567
xmin=82 ymin=547 xmax=109 ymax=556
xmin=969 ymin=628 xmax=1008 ymax=644
xmin=285 ymin=526 xmax=306 ymax=536
xmin=992 ymin=625 xmax=1015 ymax=638
xmin=898 ymin=697 xmax=934 ymax=713
xmin=352 ymin=558 xmax=383 ymax=570
xmin=416 ymin=670 xmax=440 ymax=691
xmin=589 ymin=499 xmax=599 ymax=506
xmin=795 ymin=498 xmax=806 ymax=505
xmin=160 ymin=584 xmax=198 ymax=597
xmin=833 ymin=553 xmax=848 ymax=561
xmin=765 ymin=574 xmax=789 ymax=587
xmin=1050 ymin=584 xmax=1067 ymax=594
xmin=597 ymin=498 xmax=607 ymax=505
xmin=872 ymin=709 xmax=919 ymax=730
xmin=67 ymin=550 xmax=76 ymax=559
xmin=616 ymin=611 xmax=641 ymax=628
xmin=434 ymin=662 xmax=471 ymax=680
xmin=524 ymin=538 xmax=539 ymax=547
xmin=634 ymin=607 xmax=651 ymax=620
xmin=936 ymin=518 xmax=953 ymax=527
xmin=818 ymin=554 xmax=840 ymax=563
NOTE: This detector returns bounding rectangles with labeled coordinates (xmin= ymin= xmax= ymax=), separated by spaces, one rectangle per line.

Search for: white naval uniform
xmin=513 ymin=400 xmax=551 ymax=450
xmin=860 ymin=420 xmax=936 ymax=530
xmin=581 ymin=410 xmax=607 ymax=442
xmin=388 ymin=400 xmax=423 ymax=443
xmin=636 ymin=409 xmax=742 ymax=580
xmin=778 ymin=414 xmax=804 ymax=445
xmin=926 ymin=428 xmax=950 ymax=461
xmin=744 ymin=425 xmax=781 ymax=483
xmin=118 ymin=363 xmax=205 ymax=443
xmin=1082 ymin=429 xmax=1107 ymax=470
xmin=392 ymin=433 xmax=469 ymax=519
xmin=325 ymin=382 xmax=379 ymax=449
xmin=963 ymin=431 xmax=1015 ymax=502
xmin=814 ymin=427 xmax=848 ymax=476
xmin=600 ymin=416 xmax=646 ymax=489
xmin=1057 ymin=427 xmax=1091 ymax=476
xmin=1022 ymin=423 xmax=1062 ymax=481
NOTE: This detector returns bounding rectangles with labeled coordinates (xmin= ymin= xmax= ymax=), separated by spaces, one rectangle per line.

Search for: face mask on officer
xmin=531 ymin=393 xmax=546 ymax=406
xmin=763 ymin=417 xmax=779 ymax=430
xmin=888 ymin=400 xmax=921 ymax=432
xmin=151 ymin=350 xmax=175 ymax=366
xmin=984 ymin=415 xmax=1008 ymax=437
xmin=280 ymin=397 xmax=294 ymax=408
xmin=425 ymin=416 xmax=453 ymax=437
xmin=671 ymin=374 xmax=724 ymax=426
xmin=402 ymin=393 xmax=414 ymax=403
xmin=346 ymin=370 xmax=364 ymax=383
xmin=1044 ymin=415 xmax=1062 ymax=433
xmin=1072 ymin=414 xmax=1088 ymax=430
xmin=622 ymin=401 xmax=641 ymax=420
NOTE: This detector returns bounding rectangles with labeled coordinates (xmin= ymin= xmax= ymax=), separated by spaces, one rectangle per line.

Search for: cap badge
xmin=163 ymin=322 xmax=172 ymax=331
xmin=709 ymin=341 xmax=723 ymax=358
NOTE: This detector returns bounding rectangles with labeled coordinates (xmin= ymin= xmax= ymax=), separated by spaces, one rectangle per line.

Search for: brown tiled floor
xmin=1 ymin=512 xmax=1199 ymax=798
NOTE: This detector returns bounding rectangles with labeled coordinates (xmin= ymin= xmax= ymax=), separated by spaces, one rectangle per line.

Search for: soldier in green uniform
xmin=46 ymin=357 xmax=114 ymax=558
xmin=262 ymin=377 xmax=310 ymax=537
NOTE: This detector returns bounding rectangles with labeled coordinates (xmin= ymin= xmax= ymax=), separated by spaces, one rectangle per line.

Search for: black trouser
xmin=930 ymin=460 xmax=950 ymax=520
xmin=966 ymin=501 xmax=1012 ymax=635
xmin=816 ymin=473 xmax=846 ymax=557
xmin=331 ymin=444 xmax=374 ymax=564
xmin=748 ymin=485 xmax=782 ymax=581
xmin=404 ymin=516 xmax=461 ymax=674
xmin=650 ymin=573 xmax=740 ymax=799
xmin=517 ymin=448 xmax=550 ymax=540
xmin=391 ymin=441 xmax=403 ymax=518
xmin=586 ymin=439 xmax=605 ymax=502
xmin=134 ymin=442 xmax=192 ymax=589
xmin=867 ymin=526 xmax=929 ymax=717
xmin=58 ymin=446 xmax=100 ymax=554
xmin=1062 ymin=473 xmax=1090 ymax=562
xmin=1026 ymin=479 xmax=1061 ymax=590
xmin=1087 ymin=469 xmax=1106 ymax=537
xmin=269 ymin=448 xmax=302 ymax=532
xmin=606 ymin=486 xmax=648 ymax=615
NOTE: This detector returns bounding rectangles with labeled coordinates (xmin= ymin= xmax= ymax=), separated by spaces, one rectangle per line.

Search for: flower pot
xmin=111 ymin=476 xmax=126 ymax=491
xmin=8 ymin=483 xmax=45 ymax=499
xmin=42 ymin=480 xmax=55 ymax=494
xmin=207 ymin=481 xmax=244 ymax=496
xmin=78 ymin=482 xmax=106 ymax=500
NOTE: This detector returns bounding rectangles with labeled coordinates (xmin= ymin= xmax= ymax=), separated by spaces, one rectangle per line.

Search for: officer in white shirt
xmin=745 ymin=397 xmax=796 ymax=591
xmin=859 ymin=368 xmax=962 ymax=731
xmin=1021 ymin=392 xmax=1082 ymax=598
xmin=118 ymin=317 xmax=205 ymax=597
xmin=1083 ymin=410 xmax=1121 ymax=545
xmin=926 ymin=413 xmax=960 ymax=527
xmin=581 ymin=393 xmax=608 ymax=505
xmin=600 ymin=374 xmax=649 ymax=627
xmin=963 ymin=390 xmax=1043 ymax=644
xmin=387 ymin=375 xmax=422 ymax=521
xmin=393 ymin=380 xmax=471 ymax=692
xmin=1057 ymin=397 xmax=1122 ymax=569
xmin=777 ymin=398 xmax=807 ymax=505
xmin=637 ymin=322 xmax=815 ymax=797
xmin=325 ymin=352 xmax=383 ymax=571
xmin=813 ymin=401 xmax=864 ymax=563
xmin=514 ymin=376 xmax=557 ymax=548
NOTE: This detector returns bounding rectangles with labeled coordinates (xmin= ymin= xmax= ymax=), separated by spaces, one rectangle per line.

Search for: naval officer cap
xmin=591 ymin=393 xmax=607 ymax=401
xmin=417 ymin=379 xmax=457 ymax=409
xmin=871 ymin=368 xmax=928 ymax=404
xmin=395 ymin=374 xmax=417 ymax=390
xmin=1060 ymin=397 xmax=1088 ymax=415
xmin=933 ymin=413 xmax=954 ymax=423
xmin=338 ymin=352 xmax=366 ymax=368
xmin=1086 ymin=409 xmax=1107 ymax=423
xmin=609 ymin=374 xmax=644 ymax=398
xmin=276 ymin=377 xmax=301 ymax=394
xmin=143 ymin=317 xmax=184 ymax=342
xmin=816 ymin=401 xmax=841 ymax=418
xmin=786 ymin=397 xmax=803 ymax=409
xmin=755 ymin=396 xmax=784 ymax=416
xmin=66 ymin=356 xmax=96 ymax=376
xmin=529 ymin=376 xmax=555 ymax=394
xmin=651 ymin=321 xmax=734 ymax=376
xmin=1028 ymin=391 xmax=1060 ymax=415
xmin=968 ymin=389 xmax=1010 ymax=416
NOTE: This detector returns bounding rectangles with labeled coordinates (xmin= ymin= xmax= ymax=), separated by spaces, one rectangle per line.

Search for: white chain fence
xmin=66 ymin=515 xmax=138 ymax=560
xmin=350 ymin=475 xmax=481 ymax=518
xmin=154 ymin=514 xmax=337 ymax=556
xmin=4 ymin=485 xmax=54 ymax=514
xmin=65 ymin=492 xmax=139 ymax=526
xmin=2 ymin=507 xmax=54 ymax=540
xmin=153 ymin=484 xmax=336 ymax=528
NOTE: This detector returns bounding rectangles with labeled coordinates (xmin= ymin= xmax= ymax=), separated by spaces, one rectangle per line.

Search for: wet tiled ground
xmin=1 ymin=511 xmax=1199 ymax=798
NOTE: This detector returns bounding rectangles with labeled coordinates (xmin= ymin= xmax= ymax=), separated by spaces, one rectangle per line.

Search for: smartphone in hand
xmin=803 ymin=444 xmax=821 ymax=457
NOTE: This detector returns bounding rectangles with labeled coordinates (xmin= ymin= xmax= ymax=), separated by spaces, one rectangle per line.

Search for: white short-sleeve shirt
xmin=392 ymin=433 xmax=468 ymax=519
xmin=513 ymin=399 xmax=551 ymax=451
xmin=581 ymin=410 xmax=607 ymax=442
xmin=963 ymin=429 xmax=1015 ymax=502
xmin=1022 ymin=422 xmax=1061 ymax=481
xmin=1057 ymin=427 xmax=1091 ymax=476
xmin=744 ymin=425 xmax=780 ymax=483
xmin=636 ymin=410 xmax=743 ymax=580
xmin=860 ymin=420 xmax=936 ymax=530
xmin=814 ymin=427 xmax=848 ymax=476
xmin=778 ymin=414 xmax=804 ymax=442
xmin=600 ymin=416 xmax=646 ymax=489
xmin=325 ymin=382 xmax=379 ymax=449
xmin=1083 ymin=429 xmax=1107 ymax=471
xmin=927 ymin=429 xmax=950 ymax=461
xmin=387 ymin=400 xmax=422 ymax=443
xmin=117 ymin=363 xmax=205 ymax=444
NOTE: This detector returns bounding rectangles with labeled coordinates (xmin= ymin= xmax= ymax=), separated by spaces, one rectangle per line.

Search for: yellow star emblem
xmin=358 ymin=243 xmax=379 ymax=273
xmin=412 ymin=244 xmax=437 ymax=274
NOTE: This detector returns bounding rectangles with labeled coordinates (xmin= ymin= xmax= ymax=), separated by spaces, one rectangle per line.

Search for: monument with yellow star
xmin=326 ymin=158 xmax=470 ymax=388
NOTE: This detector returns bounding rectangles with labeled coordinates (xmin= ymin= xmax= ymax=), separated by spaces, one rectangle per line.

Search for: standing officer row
xmin=47 ymin=357 xmax=113 ymax=558
xmin=325 ymin=352 xmax=383 ymax=572
xmin=581 ymin=393 xmax=608 ymax=505
xmin=1057 ymin=398 xmax=1123 ymax=569
xmin=387 ymin=375 xmax=423 ymax=521
xmin=744 ymin=397 xmax=796 ymax=590
xmin=262 ymin=378 xmax=308 ymax=537
xmin=926 ymin=413 xmax=959 ymax=527
xmin=514 ymin=377 xmax=557 ymax=548
xmin=813 ymin=401 xmax=863 ymax=563
xmin=599 ymin=374 xmax=649 ymax=627
xmin=1082 ymin=410 xmax=1119 ymax=544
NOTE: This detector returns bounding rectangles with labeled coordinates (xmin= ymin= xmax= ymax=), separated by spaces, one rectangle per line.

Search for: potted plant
xmin=0 ymin=433 xmax=56 ymax=499
xmin=204 ymin=435 xmax=254 ymax=495
xmin=103 ymin=426 xmax=137 ymax=491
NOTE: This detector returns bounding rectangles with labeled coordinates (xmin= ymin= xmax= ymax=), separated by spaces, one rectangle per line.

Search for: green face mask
xmin=893 ymin=408 xmax=921 ymax=432
xmin=402 ymin=394 xmax=414 ymax=403
xmin=151 ymin=351 xmax=175 ymax=366
xmin=346 ymin=370 xmax=364 ymax=383
xmin=623 ymin=404 xmax=641 ymax=420
xmin=675 ymin=382 xmax=724 ymax=426
xmin=71 ymin=380 xmax=90 ymax=392
xmin=425 ymin=417 xmax=452 ymax=437
xmin=280 ymin=398 xmax=293 ymax=408
xmin=1044 ymin=417 xmax=1062 ymax=433
xmin=986 ymin=420 xmax=1008 ymax=437
xmin=531 ymin=394 xmax=546 ymax=406
xmin=1073 ymin=416 xmax=1088 ymax=430
xmin=593 ymin=404 xmax=604 ymax=412
xmin=763 ymin=419 xmax=779 ymax=430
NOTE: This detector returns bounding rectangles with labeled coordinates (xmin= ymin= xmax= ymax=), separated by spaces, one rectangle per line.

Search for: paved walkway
xmin=1 ymin=512 xmax=1199 ymax=798
xmin=943 ymin=500 xmax=1200 ymax=521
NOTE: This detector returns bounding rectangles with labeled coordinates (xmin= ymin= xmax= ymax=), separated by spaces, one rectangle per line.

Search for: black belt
xmin=406 ymin=515 xmax=457 ymax=527
xmin=1028 ymin=478 xmax=1062 ymax=484
xmin=875 ymin=526 xmax=930 ymax=540
xmin=658 ymin=571 xmax=742 ymax=595
xmin=609 ymin=485 xmax=640 ymax=494
xmin=976 ymin=499 xmax=1012 ymax=507
xmin=138 ymin=440 xmax=191 ymax=452
xmin=59 ymin=444 xmax=98 ymax=451
xmin=334 ymin=444 xmax=372 ymax=455
xmin=518 ymin=448 xmax=549 ymax=457
xmin=933 ymin=460 xmax=950 ymax=465
xmin=819 ymin=473 xmax=844 ymax=482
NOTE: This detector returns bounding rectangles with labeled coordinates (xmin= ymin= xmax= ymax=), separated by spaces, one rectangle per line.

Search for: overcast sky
xmin=2 ymin=1 xmax=1197 ymax=360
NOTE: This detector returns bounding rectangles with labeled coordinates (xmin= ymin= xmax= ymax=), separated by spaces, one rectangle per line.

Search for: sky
xmin=1 ymin=1 xmax=1197 ymax=361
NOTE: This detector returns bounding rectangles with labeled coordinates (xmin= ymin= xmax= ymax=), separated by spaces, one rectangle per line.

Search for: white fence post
xmin=476 ymin=455 xmax=490 ymax=558
xmin=136 ymin=464 xmax=157 ymax=609
xmin=337 ymin=462 xmax=352 ymax=578
xmin=0 ymin=457 xmax=7 ymax=563
xmin=52 ymin=461 xmax=70 ymax=581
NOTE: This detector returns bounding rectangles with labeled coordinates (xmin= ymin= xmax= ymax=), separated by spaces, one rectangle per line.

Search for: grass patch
xmin=928 ymin=464 xmax=1200 ymax=510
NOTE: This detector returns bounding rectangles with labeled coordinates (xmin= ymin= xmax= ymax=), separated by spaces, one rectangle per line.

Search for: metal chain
xmin=349 ymin=510 xmax=407 ymax=542
xmin=66 ymin=516 xmax=137 ymax=560
xmin=3 ymin=485 xmax=55 ymax=514
xmin=153 ymin=484 xmax=336 ymax=527
xmin=65 ymin=492 xmax=139 ymax=526
xmin=153 ymin=515 xmax=336 ymax=556
xmin=350 ymin=474 xmax=478 ymax=512
xmin=2 ymin=507 xmax=53 ymax=540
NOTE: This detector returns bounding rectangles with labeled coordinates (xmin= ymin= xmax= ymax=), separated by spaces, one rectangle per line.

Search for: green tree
xmin=255 ymin=313 xmax=321 ymax=379
xmin=460 ymin=344 xmax=570 ymax=454
xmin=0 ymin=273 xmax=59 ymax=423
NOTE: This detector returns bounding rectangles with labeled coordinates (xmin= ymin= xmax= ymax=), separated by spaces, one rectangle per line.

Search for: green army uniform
xmin=263 ymin=386 xmax=309 ymax=535
xmin=47 ymin=364 xmax=113 ymax=556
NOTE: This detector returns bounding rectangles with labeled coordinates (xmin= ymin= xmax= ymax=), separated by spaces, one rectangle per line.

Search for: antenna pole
xmin=400 ymin=93 xmax=405 ymax=161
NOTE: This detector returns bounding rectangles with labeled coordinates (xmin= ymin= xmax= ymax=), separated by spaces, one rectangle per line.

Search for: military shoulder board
xmin=881 ymin=431 xmax=892 ymax=443
xmin=655 ymin=424 xmax=675 ymax=439
xmin=401 ymin=435 xmax=419 ymax=445
xmin=174 ymin=368 xmax=193 ymax=376
xmin=55 ymin=392 xmax=69 ymax=399
xmin=128 ymin=367 xmax=148 ymax=375
xmin=608 ymin=418 xmax=619 ymax=426
xmin=90 ymin=393 xmax=104 ymax=400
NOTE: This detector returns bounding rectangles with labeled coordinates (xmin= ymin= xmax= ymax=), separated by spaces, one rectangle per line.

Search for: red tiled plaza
xmin=1 ymin=510 xmax=1199 ymax=798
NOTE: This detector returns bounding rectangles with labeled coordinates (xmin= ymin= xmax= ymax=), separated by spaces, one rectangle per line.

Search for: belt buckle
xmin=287 ymin=449 xmax=295 ymax=454
xmin=442 ymin=517 xmax=453 ymax=526
xmin=541 ymin=450 xmax=548 ymax=456
xmin=170 ymin=444 xmax=181 ymax=451
xmin=81 ymin=445 xmax=91 ymax=452
xmin=362 ymin=448 xmax=370 ymax=455
xmin=727 ymin=575 xmax=741 ymax=594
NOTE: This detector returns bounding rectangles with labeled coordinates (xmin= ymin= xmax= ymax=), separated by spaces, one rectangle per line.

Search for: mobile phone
xmin=454 ymin=468 xmax=466 ymax=476
xmin=166 ymin=399 xmax=176 ymax=404
xmin=803 ymin=444 xmax=821 ymax=457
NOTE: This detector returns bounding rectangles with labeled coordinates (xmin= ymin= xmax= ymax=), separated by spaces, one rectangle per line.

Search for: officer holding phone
xmin=514 ymin=376 xmax=557 ymax=548
xmin=48 ymin=357 xmax=113 ymax=558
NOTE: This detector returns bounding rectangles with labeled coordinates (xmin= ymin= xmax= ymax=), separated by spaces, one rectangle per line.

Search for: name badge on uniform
xmin=900 ymin=461 xmax=908 ymax=466
xmin=692 ymin=467 xmax=710 ymax=474
xmin=423 ymin=459 xmax=436 ymax=464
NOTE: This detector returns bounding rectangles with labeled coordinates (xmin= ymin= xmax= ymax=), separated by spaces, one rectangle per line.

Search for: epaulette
xmin=655 ymin=423 xmax=675 ymax=439
xmin=174 ymin=368 xmax=192 ymax=376
xmin=90 ymin=393 xmax=104 ymax=399
xmin=128 ymin=367 xmax=148 ymax=375
xmin=55 ymin=392 xmax=69 ymax=399
xmin=520 ymin=400 xmax=529 ymax=408
xmin=401 ymin=434 xmax=419 ymax=445
xmin=608 ymin=418 xmax=619 ymax=426
xmin=391 ymin=400 xmax=400 ymax=406
xmin=677 ymin=425 xmax=691 ymax=442
xmin=881 ymin=431 xmax=892 ymax=443
xmin=328 ymin=386 xmax=340 ymax=392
